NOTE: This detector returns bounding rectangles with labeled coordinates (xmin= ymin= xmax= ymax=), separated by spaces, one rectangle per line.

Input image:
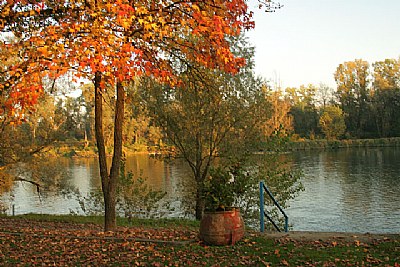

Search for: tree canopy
xmin=0 ymin=0 xmax=271 ymax=118
xmin=1 ymin=0 xmax=280 ymax=231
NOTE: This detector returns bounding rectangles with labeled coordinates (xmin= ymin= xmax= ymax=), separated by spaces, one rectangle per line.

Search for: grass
xmin=0 ymin=214 xmax=399 ymax=266
xmin=2 ymin=213 xmax=200 ymax=229
xmin=136 ymin=235 xmax=399 ymax=266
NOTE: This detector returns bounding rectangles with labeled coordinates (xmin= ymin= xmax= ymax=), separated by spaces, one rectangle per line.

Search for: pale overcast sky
xmin=246 ymin=0 xmax=400 ymax=89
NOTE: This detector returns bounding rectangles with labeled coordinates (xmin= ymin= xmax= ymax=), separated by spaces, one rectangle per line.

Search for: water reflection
xmin=288 ymin=148 xmax=400 ymax=233
xmin=2 ymin=148 xmax=399 ymax=233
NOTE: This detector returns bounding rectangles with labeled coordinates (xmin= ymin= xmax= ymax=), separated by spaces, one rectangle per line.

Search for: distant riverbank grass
xmin=0 ymin=215 xmax=398 ymax=266
xmin=288 ymin=137 xmax=400 ymax=150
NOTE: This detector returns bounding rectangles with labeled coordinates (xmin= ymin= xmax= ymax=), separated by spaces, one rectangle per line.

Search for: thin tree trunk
xmin=106 ymin=81 xmax=125 ymax=231
xmin=195 ymin=180 xmax=205 ymax=220
xmin=95 ymin=73 xmax=125 ymax=232
xmin=94 ymin=73 xmax=108 ymax=183
xmin=94 ymin=72 xmax=109 ymax=230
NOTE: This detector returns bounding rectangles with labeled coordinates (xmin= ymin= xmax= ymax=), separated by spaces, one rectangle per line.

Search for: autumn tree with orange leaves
xmin=1 ymin=0 xmax=280 ymax=231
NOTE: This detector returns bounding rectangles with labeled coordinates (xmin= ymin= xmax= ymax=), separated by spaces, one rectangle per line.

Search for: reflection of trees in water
xmin=4 ymin=154 xmax=302 ymax=221
xmin=1 ymin=158 xmax=74 ymax=214
xmin=290 ymin=148 xmax=400 ymax=232
xmin=125 ymin=155 xmax=165 ymax=191
xmin=73 ymin=160 xmax=169 ymax=219
xmin=123 ymin=156 xmax=195 ymax=217
xmin=340 ymin=149 xmax=400 ymax=214
xmin=58 ymin=155 xmax=193 ymax=218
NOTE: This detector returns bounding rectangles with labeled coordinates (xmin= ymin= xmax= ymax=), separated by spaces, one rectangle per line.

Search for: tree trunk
xmin=107 ymin=81 xmax=125 ymax=231
xmin=94 ymin=72 xmax=125 ymax=232
xmin=192 ymin=160 xmax=213 ymax=220
xmin=84 ymin=129 xmax=89 ymax=148
xmin=94 ymin=72 xmax=110 ymax=230
xmin=195 ymin=180 xmax=205 ymax=220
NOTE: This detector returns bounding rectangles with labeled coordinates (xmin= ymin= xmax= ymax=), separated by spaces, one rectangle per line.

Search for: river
xmin=2 ymin=147 xmax=399 ymax=233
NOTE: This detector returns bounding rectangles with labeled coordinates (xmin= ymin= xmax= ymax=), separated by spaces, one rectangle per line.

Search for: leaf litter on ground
xmin=0 ymin=217 xmax=399 ymax=266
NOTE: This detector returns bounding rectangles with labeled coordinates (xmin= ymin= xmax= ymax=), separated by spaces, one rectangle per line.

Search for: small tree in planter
xmin=203 ymin=165 xmax=250 ymax=211
xmin=199 ymin=164 xmax=250 ymax=245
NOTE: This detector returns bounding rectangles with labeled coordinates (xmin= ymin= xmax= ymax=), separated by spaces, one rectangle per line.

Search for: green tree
xmin=319 ymin=105 xmax=346 ymax=140
xmin=334 ymin=59 xmax=370 ymax=137
xmin=142 ymin=35 xmax=271 ymax=220
xmin=371 ymin=59 xmax=400 ymax=137
xmin=286 ymin=84 xmax=319 ymax=138
xmin=124 ymin=82 xmax=163 ymax=151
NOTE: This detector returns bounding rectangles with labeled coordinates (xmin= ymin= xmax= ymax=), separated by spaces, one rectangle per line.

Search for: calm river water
xmin=2 ymin=147 xmax=400 ymax=233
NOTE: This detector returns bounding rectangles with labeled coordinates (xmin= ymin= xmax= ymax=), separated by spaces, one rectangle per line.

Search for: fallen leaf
xmin=281 ymin=259 xmax=289 ymax=266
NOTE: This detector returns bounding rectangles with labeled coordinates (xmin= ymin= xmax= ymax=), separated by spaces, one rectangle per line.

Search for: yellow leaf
xmin=192 ymin=4 xmax=200 ymax=12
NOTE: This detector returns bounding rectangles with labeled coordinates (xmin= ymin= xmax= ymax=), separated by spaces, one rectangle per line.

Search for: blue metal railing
xmin=259 ymin=181 xmax=288 ymax=232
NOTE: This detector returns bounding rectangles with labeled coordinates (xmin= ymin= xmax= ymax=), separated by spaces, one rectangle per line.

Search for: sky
xmin=245 ymin=0 xmax=400 ymax=89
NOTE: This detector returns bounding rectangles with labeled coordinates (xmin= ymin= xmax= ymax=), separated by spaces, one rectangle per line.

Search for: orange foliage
xmin=1 ymin=0 xmax=257 ymax=116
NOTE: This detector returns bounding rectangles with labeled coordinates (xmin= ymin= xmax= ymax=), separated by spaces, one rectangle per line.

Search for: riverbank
xmin=40 ymin=140 xmax=166 ymax=158
xmin=287 ymin=137 xmax=400 ymax=151
xmin=43 ymin=137 xmax=400 ymax=159
xmin=0 ymin=215 xmax=398 ymax=266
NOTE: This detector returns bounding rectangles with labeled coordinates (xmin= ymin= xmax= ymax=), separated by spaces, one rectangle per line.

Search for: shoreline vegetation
xmin=40 ymin=140 xmax=168 ymax=158
xmin=287 ymin=137 xmax=400 ymax=151
xmin=44 ymin=137 xmax=400 ymax=159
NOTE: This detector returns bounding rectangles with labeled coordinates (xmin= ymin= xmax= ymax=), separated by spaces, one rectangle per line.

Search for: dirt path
xmin=263 ymin=230 xmax=400 ymax=243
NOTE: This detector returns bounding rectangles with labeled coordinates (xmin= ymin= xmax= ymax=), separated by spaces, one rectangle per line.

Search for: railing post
xmin=259 ymin=181 xmax=265 ymax=232
xmin=260 ymin=181 xmax=289 ymax=233
xmin=284 ymin=216 xmax=288 ymax=233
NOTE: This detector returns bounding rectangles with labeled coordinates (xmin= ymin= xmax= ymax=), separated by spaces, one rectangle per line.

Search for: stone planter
xmin=199 ymin=208 xmax=245 ymax=245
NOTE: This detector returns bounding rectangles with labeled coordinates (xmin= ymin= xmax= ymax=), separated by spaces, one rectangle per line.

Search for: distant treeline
xmin=2 ymin=58 xmax=400 ymax=156
xmin=283 ymin=58 xmax=400 ymax=140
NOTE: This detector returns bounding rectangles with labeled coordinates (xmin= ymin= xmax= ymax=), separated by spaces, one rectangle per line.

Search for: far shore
xmin=287 ymin=137 xmax=400 ymax=151
xmin=39 ymin=137 xmax=400 ymax=159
